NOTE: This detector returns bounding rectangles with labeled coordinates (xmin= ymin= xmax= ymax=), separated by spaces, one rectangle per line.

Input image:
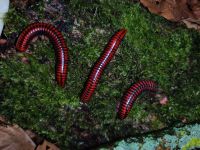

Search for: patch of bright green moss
xmin=182 ymin=138 xmax=200 ymax=150
xmin=119 ymin=5 xmax=192 ymax=89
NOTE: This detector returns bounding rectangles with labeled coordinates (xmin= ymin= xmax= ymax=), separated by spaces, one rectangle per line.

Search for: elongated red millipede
xmin=81 ymin=29 xmax=127 ymax=103
xmin=16 ymin=22 xmax=68 ymax=87
xmin=117 ymin=80 xmax=158 ymax=120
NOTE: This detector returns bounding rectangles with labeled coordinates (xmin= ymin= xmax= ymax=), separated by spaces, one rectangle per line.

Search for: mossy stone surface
xmin=0 ymin=0 xmax=200 ymax=149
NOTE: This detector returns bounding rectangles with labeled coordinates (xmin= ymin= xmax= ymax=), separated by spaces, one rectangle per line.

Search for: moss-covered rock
xmin=0 ymin=0 xmax=199 ymax=149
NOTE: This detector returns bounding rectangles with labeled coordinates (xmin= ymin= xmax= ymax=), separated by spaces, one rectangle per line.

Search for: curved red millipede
xmin=81 ymin=29 xmax=127 ymax=103
xmin=16 ymin=22 xmax=68 ymax=87
xmin=117 ymin=80 xmax=158 ymax=120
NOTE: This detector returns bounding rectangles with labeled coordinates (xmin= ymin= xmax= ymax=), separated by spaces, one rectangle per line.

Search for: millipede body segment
xmin=117 ymin=80 xmax=158 ymax=120
xmin=81 ymin=29 xmax=127 ymax=103
xmin=16 ymin=22 xmax=68 ymax=87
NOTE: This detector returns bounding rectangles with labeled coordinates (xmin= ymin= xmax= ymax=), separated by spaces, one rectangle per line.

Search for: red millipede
xmin=16 ymin=22 xmax=68 ymax=87
xmin=117 ymin=80 xmax=158 ymax=120
xmin=80 ymin=29 xmax=127 ymax=103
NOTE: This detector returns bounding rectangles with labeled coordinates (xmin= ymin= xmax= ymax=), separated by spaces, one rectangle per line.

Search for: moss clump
xmin=182 ymin=138 xmax=200 ymax=150
xmin=0 ymin=44 xmax=80 ymax=141
xmin=111 ymin=3 xmax=200 ymax=123
xmin=118 ymin=4 xmax=192 ymax=89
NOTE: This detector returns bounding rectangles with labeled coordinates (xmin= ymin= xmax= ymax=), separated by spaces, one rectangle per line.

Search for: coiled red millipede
xmin=80 ymin=29 xmax=127 ymax=103
xmin=117 ymin=80 xmax=158 ymax=120
xmin=16 ymin=22 xmax=68 ymax=87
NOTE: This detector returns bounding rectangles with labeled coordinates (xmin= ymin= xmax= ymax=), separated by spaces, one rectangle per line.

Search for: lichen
xmin=111 ymin=124 xmax=200 ymax=150
xmin=163 ymin=135 xmax=178 ymax=149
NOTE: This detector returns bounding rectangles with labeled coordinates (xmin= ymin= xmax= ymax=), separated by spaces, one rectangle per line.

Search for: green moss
xmin=118 ymin=5 xmax=192 ymax=89
xmin=182 ymin=138 xmax=200 ymax=150
xmin=114 ymin=4 xmax=200 ymax=123
xmin=4 ymin=7 xmax=29 ymax=34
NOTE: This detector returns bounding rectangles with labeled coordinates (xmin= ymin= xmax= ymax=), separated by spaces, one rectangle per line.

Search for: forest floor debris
xmin=140 ymin=0 xmax=200 ymax=30
xmin=0 ymin=115 xmax=59 ymax=150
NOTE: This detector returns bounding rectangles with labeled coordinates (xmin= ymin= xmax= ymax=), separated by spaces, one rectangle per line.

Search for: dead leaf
xmin=0 ymin=116 xmax=60 ymax=149
xmin=25 ymin=130 xmax=44 ymax=145
xmin=36 ymin=140 xmax=60 ymax=150
xmin=139 ymin=0 xmax=200 ymax=30
xmin=0 ymin=124 xmax=36 ymax=150
xmin=182 ymin=18 xmax=200 ymax=30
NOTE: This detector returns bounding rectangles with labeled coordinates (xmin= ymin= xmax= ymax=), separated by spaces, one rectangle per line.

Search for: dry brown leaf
xmin=139 ymin=0 xmax=195 ymax=21
xmin=36 ymin=140 xmax=60 ymax=150
xmin=25 ymin=129 xmax=44 ymax=145
xmin=183 ymin=18 xmax=200 ymax=30
xmin=140 ymin=0 xmax=200 ymax=30
xmin=0 ymin=124 xmax=36 ymax=150
xmin=0 ymin=116 xmax=60 ymax=150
